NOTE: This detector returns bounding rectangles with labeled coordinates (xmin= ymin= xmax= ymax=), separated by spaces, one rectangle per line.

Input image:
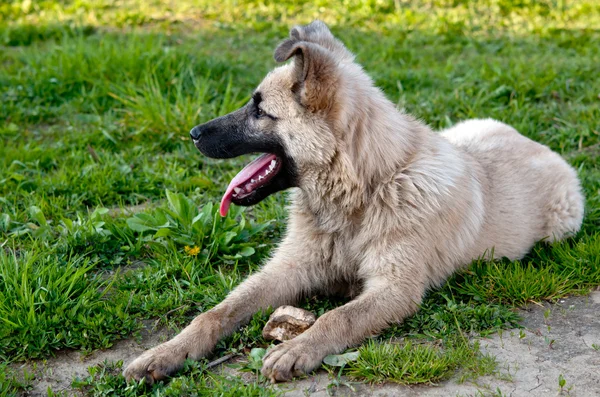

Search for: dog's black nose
xmin=190 ymin=126 xmax=202 ymax=140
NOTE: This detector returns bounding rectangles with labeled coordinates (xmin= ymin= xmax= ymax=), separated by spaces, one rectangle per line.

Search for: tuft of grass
xmin=452 ymin=259 xmax=580 ymax=305
xmin=344 ymin=339 xmax=496 ymax=385
xmin=0 ymin=246 xmax=138 ymax=361
xmin=450 ymin=237 xmax=600 ymax=306
xmin=387 ymin=294 xmax=521 ymax=340
xmin=109 ymin=67 xmax=246 ymax=138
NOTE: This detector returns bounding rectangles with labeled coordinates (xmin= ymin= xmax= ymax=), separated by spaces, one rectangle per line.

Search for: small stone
xmin=262 ymin=306 xmax=316 ymax=342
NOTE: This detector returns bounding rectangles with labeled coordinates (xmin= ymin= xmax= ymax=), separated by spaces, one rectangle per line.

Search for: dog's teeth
xmin=270 ymin=160 xmax=276 ymax=167
xmin=251 ymin=179 xmax=256 ymax=183
xmin=234 ymin=187 xmax=242 ymax=194
xmin=258 ymin=175 xmax=264 ymax=181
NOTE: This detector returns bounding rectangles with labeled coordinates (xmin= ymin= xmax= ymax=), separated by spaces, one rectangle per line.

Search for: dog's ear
xmin=290 ymin=21 xmax=354 ymax=62
xmin=274 ymin=40 xmax=338 ymax=112
xmin=289 ymin=20 xmax=333 ymax=43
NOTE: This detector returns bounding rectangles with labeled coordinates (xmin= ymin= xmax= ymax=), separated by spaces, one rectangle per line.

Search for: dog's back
xmin=441 ymin=118 xmax=584 ymax=260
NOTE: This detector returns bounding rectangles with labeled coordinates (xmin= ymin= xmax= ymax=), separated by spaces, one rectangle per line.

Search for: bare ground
xmin=13 ymin=320 xmax=175 ymax=396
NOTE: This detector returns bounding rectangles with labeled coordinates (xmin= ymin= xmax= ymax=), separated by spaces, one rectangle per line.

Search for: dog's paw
xmin=123 ymin=343 xmax=187 ymax=385
xmin=261 ymin=340 xmax=325 ymax=383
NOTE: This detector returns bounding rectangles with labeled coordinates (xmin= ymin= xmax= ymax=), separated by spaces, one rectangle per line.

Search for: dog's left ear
xmin=274 ymin=39 xmax=338 ymax=112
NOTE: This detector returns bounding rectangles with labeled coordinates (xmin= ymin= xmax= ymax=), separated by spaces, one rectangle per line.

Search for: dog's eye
xmin=255 ymin=106 xmax=277 ymax=121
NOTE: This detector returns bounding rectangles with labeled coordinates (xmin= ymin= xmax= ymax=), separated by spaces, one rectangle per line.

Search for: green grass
xmin=0 ymin=246 xmax=137 ymax=361
xmin=1 ymin=0 xmax=599 ymax=395
xmin=344 ymin=339 xmax=497 ymax=385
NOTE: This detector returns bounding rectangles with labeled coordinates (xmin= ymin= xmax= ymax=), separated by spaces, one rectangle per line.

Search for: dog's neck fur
xmin=295 ymin=75 xmax=432 ymax=232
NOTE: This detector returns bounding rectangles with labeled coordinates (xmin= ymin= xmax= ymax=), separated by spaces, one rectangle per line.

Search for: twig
xmin=153 ymin=305 xmax=188 ymax=328
xmin=206 ymin=353 xmax=237 ymax=369
xmin=87 ymin=145 xmax=100 ymax=162
xmin=162 ymin=305 xmax=188 ymax=318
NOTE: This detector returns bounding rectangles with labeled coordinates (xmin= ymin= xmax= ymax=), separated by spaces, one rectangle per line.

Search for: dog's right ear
xmin=274 ymin=39 xmax=338 ymax=112
xmin=289 ymin=21 xmax=354 ymax=62
xmin=289 ymin=20 xmax=333 ymax=45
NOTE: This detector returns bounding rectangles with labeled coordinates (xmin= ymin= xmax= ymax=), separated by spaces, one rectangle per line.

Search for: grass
xmin=344 ymin=339 xmax=497 ymax=385
xmin=0 ymin=0 xmax=599 ymax=395
xmin=0 ymin=247 xmax=136 ymax=362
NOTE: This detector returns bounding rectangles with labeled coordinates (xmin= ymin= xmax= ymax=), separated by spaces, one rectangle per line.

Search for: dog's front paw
xmin=123 ymin=342 xmax=188 ymax=385
xmin=261 ymin=340 xmax=326 ymax=383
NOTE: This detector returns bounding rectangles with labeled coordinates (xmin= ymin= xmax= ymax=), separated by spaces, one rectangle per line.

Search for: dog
xmin=124 ymin=20 xmax=584 ymax=384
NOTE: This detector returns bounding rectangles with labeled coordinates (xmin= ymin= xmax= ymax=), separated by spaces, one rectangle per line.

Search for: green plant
xmin=126 ymin=189 xmax=269 ymax=261
xmin=235 ymin=347 xmax=268 ymax=378
xmin=323 ymin=351 xmax=360 ymax=394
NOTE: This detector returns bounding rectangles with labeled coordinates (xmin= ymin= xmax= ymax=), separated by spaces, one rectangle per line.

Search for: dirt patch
xmin=13 ymin=320 xmax=174 ymax=396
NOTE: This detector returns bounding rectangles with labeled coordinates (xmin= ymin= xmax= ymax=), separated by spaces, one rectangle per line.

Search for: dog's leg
xmin=261 ymin=263 xmax=426 ymax=382
xmin=123 ymin=240 xmax=324 ymax=384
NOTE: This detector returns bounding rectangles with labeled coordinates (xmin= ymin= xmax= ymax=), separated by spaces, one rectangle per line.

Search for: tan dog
xmin=124 ymin=21 xmax=584 ymax=383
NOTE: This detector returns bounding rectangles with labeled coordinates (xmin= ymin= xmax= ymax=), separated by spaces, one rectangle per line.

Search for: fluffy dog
xmin=124 ymin=21 xmax=584 ymax=383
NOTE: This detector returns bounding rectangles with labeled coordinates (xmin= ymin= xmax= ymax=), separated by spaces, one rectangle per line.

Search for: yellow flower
xmin=184 ymin=245 xmax=200 ymax=256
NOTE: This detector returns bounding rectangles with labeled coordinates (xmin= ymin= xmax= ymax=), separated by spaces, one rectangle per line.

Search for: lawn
xmin=1 ymin=0 xmax=599 ymax=395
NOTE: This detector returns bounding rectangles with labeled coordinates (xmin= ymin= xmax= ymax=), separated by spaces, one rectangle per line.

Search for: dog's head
xmin=191 ymin=21 xmax=370 ymax=216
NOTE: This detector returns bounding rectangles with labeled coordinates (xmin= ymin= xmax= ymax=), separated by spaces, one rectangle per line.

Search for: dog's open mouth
xmin=220 ymin=153 xmax=283 ymax=216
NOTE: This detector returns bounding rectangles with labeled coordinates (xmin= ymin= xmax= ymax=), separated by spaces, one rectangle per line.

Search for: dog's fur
xmin=124 ymin=21 xmax=584 ymax=383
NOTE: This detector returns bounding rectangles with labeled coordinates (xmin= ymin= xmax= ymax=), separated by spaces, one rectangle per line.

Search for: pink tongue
xmin=220 ymin=153 xmax=277 ymax=217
